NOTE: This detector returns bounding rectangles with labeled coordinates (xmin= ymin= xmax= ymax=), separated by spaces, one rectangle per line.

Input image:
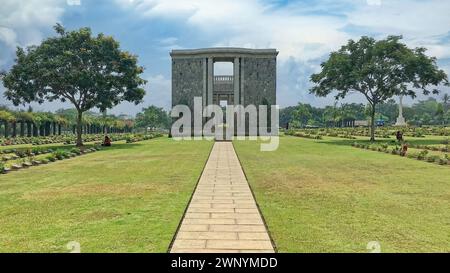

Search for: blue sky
xmin=1 ymin=0 xmax=450 ymax=116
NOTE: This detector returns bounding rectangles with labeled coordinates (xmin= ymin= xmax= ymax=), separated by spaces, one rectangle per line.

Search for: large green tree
xmin=310 ymin=36 xmax=448 ymax=141
xmin=291 ymin=103 xmax=312 ymax=128
xmin=1 ymin=24 xmax=146 ymax=146
xmin=135 ymin=105 xmax=170 ymax=130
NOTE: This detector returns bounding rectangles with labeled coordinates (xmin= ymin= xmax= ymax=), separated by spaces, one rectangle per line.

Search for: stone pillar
xmin=233 ymin=57 xmax=240 ymax=106
xmin=207 ymin=57 xmax=214 ymax=106
xmin=395 ymin=95 xmax=407 ymax=126
xmin=240 ymin=58 xmax=245 ymax=106
xmin=203 ymin=58 xmax=208 ymax=109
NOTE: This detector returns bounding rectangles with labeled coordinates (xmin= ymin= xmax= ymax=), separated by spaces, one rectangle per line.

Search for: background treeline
xmin=0 ymin=105 xmax=172 ymax=137
xmin=280 ymin=95 xmax=450 ymax=128
xmin=3 ymin=94 xmax=449 ymax=136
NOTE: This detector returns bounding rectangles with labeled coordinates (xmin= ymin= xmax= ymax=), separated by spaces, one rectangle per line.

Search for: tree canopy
xmin=135 ymin=106 xmax=170 ymax=130
xmin=310 ymin=35 xmax=448 ymax=140
xmin=1 ymin=24 xmax=146 ymax=146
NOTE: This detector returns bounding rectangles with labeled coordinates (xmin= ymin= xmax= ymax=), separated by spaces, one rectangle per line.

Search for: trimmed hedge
xmin=352 ymin=142 xmax=449 ymax=167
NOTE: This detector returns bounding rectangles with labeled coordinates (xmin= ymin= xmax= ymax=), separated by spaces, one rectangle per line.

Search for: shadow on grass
xmin=95 ymin=143 xmax=142 ymax=151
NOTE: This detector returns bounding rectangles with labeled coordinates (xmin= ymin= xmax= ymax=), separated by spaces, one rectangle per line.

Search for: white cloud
xmin=2 ymin=0 xmax=449 ymax=110
xmin=0 ymin=0 xmax=65 ymax=49
xmin=0 ymin=0 xmax=67 ymax=107
xmin=67 ymin=0 xmax=81 ymax=6
xmin=115 ymin=0 xmax=350 ymax=62
xmin=367 ymin=0 xmax=382 ymax=6
xmin=116 ymin=0 xmax=450 ymax=107
xmin=346 ymin=0 xmax=450 ymax=60
xmin=349 ymin=0 xmax=450 ymax=38
xmin=119 ymin=0 xmax=450 ymax=58
xmin=116 ymin=0 xmax=450 ymax=60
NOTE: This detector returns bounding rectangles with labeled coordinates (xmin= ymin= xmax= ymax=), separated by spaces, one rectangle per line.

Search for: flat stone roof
xmin=170 ymin=47 xmax=278 ymax=58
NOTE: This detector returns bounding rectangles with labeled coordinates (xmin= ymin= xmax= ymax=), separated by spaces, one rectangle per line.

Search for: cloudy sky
xmin=1 ymin=0 xmax=450 ymax=115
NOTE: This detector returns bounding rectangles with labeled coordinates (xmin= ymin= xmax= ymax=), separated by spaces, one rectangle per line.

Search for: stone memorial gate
xmin=170 ymin=47 xmax=278 ymax=137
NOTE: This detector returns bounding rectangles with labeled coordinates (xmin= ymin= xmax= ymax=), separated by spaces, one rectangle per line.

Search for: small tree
xmin=1 ymin=24 xmax=146 ymax=146
xmin=310 ymin=36 xmax=448 ymax=141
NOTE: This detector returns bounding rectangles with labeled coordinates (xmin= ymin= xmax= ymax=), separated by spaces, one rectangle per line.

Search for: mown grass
xmin=0 ymin=138 xmax=213 ymax=253
xmin=234 ymin=136 xmax=450 ymax=253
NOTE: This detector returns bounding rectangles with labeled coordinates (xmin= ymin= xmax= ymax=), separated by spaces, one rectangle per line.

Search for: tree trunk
xmin=4 ymin=122 xmax=9 ymax=138
xmin=27 ymin=122 xmax=32 ymax=137
xmin=20 ymin=121 xmax=25 ymax=137
xmin=76 ymin=111 xmax=84 ymax=147
xmin=46 ymin=122 xmax=51 ymax=136
xmin=33 ymin=124 xmax=38 ymax=137
xmin=12 ymin=122 xmax=17 ymax=137
xmin=370 ymin=104 xmax=376 ymax=142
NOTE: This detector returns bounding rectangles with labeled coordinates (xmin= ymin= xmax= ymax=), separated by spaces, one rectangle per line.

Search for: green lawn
xmin=0 ymin=138 xmax=212 ymax=253
xmin=234 ymin=136 xmax=450 ymax=253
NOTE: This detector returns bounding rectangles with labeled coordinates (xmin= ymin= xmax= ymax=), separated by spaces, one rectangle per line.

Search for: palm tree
xmin=443 ymin=94 xmax=450 ymax=112
xmin=0 ymin=110 xmax=15 ymax=137
xmin=322 ymin=106 xmax=336 ymax=127
xmin=436 ymin=103 xmax=445 ymax=125
xmin=55 ymin=116 xmax=68 ymax=135
xmin=14 ymin=111 xmax=34 ymax=137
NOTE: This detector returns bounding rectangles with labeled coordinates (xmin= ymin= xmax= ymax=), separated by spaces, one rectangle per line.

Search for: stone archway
xmin=170 ymin=47 xmax=278 ymax=138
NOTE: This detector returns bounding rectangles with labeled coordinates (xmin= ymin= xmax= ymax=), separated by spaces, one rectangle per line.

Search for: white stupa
xmin=395 ymin=95 xmax=407 ymax=126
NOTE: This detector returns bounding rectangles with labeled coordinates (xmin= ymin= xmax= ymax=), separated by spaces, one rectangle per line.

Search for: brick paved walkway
xmin=170 ymin=142 xmax=274 ymax=253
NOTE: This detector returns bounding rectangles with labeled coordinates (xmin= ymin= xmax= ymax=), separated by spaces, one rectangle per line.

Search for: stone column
xmin=240 ymin=58 xmax=245 ymax=106
xmin=395 ymin=95 xmax=407 ymax=126
xmin=207 ymin=57 xmax=214 ymax=106
xmin=203 ymin=57 xmax=207 ymax=109
xmin=233 ymin=57 xmax=240 ymax=106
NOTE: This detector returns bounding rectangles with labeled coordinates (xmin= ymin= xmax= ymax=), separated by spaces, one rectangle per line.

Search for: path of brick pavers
xmin=170 ymin=142 xmax=274 ymax=253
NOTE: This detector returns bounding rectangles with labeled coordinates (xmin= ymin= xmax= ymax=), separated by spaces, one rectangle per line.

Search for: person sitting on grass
xmin=396 ymin=131 xmax=404 ymax=142
xmin=400 ymin=143 xmax=408 ymax=157
xmin=102 ymin=135 xmax=111 ymax=147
